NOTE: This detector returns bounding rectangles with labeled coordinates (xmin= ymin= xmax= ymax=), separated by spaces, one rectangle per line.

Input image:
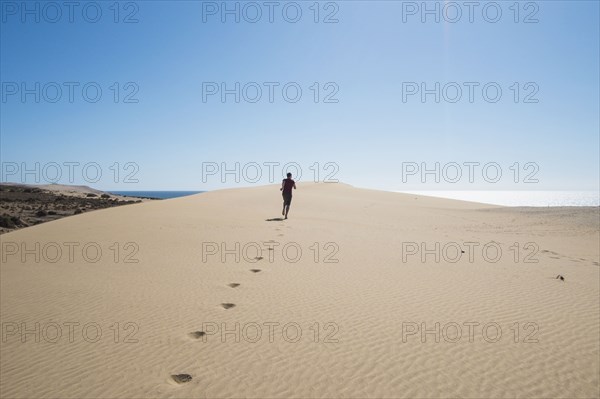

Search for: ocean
xmin=109 ymin=191 xmax=205 ymax=199
xmin=398 ymin=191 xmax=600 ymax=207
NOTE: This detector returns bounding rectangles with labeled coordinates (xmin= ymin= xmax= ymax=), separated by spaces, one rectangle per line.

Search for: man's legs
xmin=282 ymin=194 xmax=291 ymax=219
xmin=281 ymin=193 xmax=286 ymax=216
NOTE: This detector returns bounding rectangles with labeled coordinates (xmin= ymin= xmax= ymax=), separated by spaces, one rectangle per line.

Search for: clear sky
xmin=1 ymin=0 xmax=598 ymax=191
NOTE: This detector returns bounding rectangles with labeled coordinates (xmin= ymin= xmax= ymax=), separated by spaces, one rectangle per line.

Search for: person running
xmin=280 ymin=173 xmax=296 ymax=219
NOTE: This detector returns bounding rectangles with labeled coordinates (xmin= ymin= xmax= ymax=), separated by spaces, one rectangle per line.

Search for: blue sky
xmin=1 ymin=0 xmax=598 ymax=191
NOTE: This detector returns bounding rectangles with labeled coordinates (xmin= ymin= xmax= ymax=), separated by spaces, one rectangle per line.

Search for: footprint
xmin=278 ymin=234 xmax=284 ymax=237
xmin=255 ymin=256 xmax=264 ymax=261
xmin=188 ymin=331 xmax=206 ymax=339
xmin=171 ymin=374 xmax=192 ymax=384
xmin=250 ymin=269 xmax=262 ymax=273
xmin=221 ymin=303 xmax=236 ymax=309
xmin=550 ymin=256 xmax=560 ymax=259
xmin=228 ymin=283 xmax=240 ymax=288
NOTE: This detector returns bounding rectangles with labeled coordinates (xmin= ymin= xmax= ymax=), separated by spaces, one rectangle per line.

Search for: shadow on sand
xmin=265 ymin=218 xmax=285 ymax=222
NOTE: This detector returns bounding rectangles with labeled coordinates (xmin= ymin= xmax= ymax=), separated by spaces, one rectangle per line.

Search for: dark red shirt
xmin=282 ymin=178 xmax=295 ymax=194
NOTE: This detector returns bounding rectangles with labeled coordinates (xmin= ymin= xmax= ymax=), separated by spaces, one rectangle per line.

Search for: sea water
xmin=109 ymin=191 xmax=204 ymax=199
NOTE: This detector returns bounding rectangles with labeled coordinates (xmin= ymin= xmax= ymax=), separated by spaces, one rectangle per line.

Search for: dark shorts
xmin=282 ymin=192 xmax=292 ymax=206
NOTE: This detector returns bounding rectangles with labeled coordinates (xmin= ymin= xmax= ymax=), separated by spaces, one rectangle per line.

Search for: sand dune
xmin=1 ymin=183 xmax=114 ymax=198
xmin=1 ymin=183 xmax=598 ymax=398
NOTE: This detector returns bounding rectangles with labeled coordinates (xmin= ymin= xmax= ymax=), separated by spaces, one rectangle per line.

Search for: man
xmin=280 ymin=172 xmax=296 ymax=219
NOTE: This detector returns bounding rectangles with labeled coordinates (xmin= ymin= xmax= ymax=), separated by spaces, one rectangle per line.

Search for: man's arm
xmin=280 ymin=180 xmax=285 ymax=191
xmin=293 ymin=182 xmax=296 ymax=189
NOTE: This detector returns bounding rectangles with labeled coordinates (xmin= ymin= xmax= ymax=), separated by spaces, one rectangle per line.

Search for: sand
xmin=0 ymin=183 xmax=149 ymax=235
xmin=1 ymin=183 xmax=598 ymax=398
